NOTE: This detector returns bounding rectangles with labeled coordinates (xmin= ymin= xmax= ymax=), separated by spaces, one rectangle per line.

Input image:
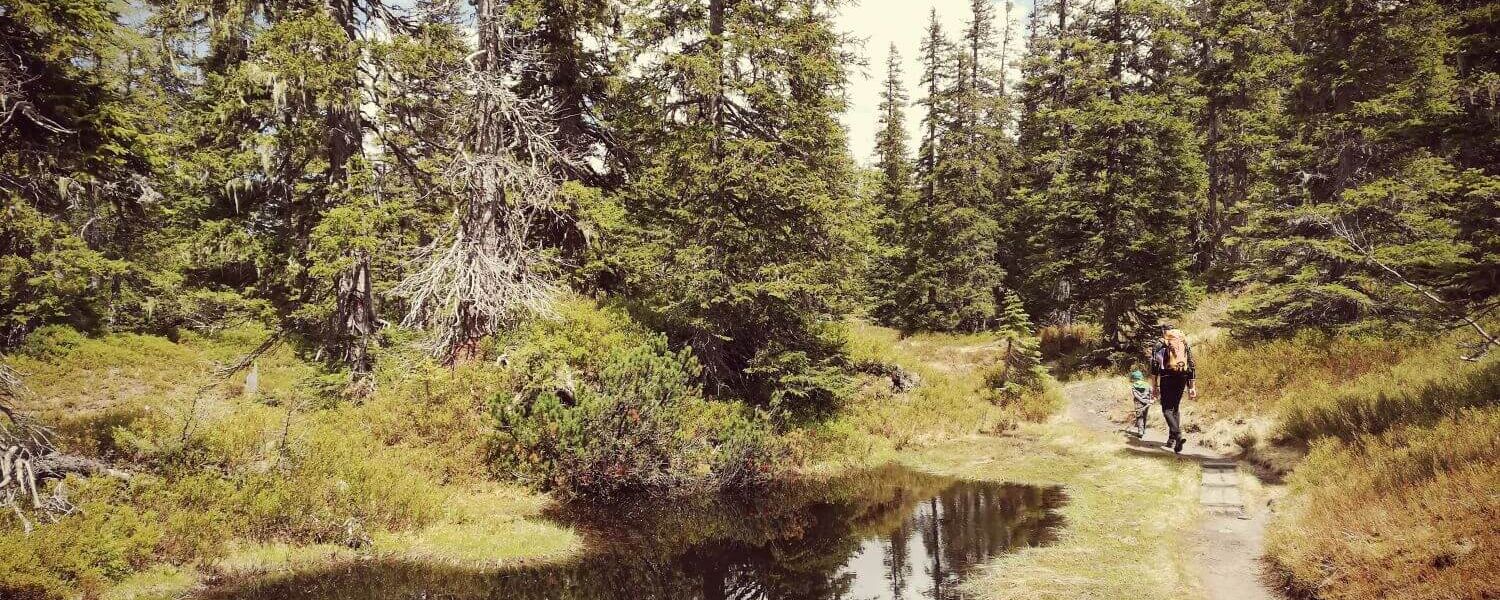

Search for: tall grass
xmin=1190 ymin=330 xmax=1418 ymax=426
xmin=1038 ymin=323 xmax=1104 ymax=379
xmin=1279 ymin=355 xmax=1500 ymax=442
xmin=1266 ymin=407 xmax=1500 ymax=600
xmin=1190 ymin=324 xmax=1500 ymax=599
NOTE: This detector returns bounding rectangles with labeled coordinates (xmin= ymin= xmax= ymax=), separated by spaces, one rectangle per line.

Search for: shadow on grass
xmin=1115 ymin=431 xmax=1228 ymax=463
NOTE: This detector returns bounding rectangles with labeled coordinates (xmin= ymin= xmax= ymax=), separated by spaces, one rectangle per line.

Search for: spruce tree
xmin=1016 ymin=0 xmax=1205 ymax=349
xmin=915 ymin=9 xmax=953 ymax=208
xmin=608 ymin=0 xmax=865 ymax=411
xmin=870 ymin=44 xmax=916 ymax=325
xmin=0 ymin=0 xmax=194 ymax=346
xmin=1227 ymin=0 xmax=1500 ymax=348
xmin=1190 ymin=0 xmax=1293 ymax=283
xmin=884 ymin=2 xmax=1009 ymax=333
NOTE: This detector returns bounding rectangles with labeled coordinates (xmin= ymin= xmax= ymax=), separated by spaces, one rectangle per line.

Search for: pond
xmin=204 ymin=464 xmax=1066 ymax=600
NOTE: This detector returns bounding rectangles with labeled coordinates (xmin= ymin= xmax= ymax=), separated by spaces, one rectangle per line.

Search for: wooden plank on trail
xmin=1200 ymin=461 xmax=1247 ymax=517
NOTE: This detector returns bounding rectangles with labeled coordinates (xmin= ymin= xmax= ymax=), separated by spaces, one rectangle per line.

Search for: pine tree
xmin=882 ymin=2 xmax=1009 ymax=333
xmin=1227 ymin=0 xmax=1500 ymax=350
xmin=869 ymin=44 xmax=916 ymax=324
xmin=608 ymin=0 xmax=865 ymax=411
xmin=1016 ymin=0 xmax=1205 ymax=350
xmin=0 ymin=0 xmax=164 ymax=346
xmin=1190 ymin=0 xmax=1293 ymax=283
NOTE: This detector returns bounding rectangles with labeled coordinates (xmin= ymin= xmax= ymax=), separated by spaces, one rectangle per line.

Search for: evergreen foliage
xmin=874 ymin=4 xmax=1012 ymax=333
xmin=2 ymin=0 xmax=1499 ymax=487
xmin=1226 ymin=0 xmax=1500 ymax=345
xmin=603 ymin=0 xmax=866 ymax=412
xmin=869 ymin=44 xmax=915 ymax=325
xmin=1013 ymin=0 xmax=1205 ymax=350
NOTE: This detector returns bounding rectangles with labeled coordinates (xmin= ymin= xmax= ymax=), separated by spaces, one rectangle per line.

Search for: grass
xmin=14 ymin=298 xmax=1491 ymax=600
xmin=367 ymin=483 xmax=577 ymax=566
xmin=0 ymin=323 xmax=582 ymax=600
xmin=808 ymin=321 xmax=1207 ymax=598
xmin=800 ymin=322 xmax=1061 ymax=467
xmin=1266 ymin=407 xmax=1500 ymax=600
xmin=1190 ymin=330 xmax=1420 ymax=429
xmin=901 ymin=423 xmax=1203 ymax=599
xmin=1166 ymin=309 xmax=1499 ymax=600
xmin=1277 ymin=352 xmax=1500 ymax=442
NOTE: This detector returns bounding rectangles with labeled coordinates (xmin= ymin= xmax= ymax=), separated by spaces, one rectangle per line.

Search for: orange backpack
xmin=1161 ymin=329 xmax=1189 ymax=374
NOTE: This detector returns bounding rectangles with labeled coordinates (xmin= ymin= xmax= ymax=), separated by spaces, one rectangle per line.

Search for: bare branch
xmin=1325 ymin=216 xmax=1499 ymax=360
xmin=392 ymin=14 xmax=575 ymax=361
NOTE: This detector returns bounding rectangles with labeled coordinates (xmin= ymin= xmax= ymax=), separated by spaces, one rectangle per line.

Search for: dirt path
xmin=1062 ymin=377 xmax=1280 ymax=600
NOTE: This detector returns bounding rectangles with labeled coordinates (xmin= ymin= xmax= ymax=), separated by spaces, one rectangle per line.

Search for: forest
xmin=1 ymin=0 xmax=1497 ymax=598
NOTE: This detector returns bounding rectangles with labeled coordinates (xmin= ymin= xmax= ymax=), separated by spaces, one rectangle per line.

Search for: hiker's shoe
xmin=1163 ymin=438 xmax=1177 ymax=451
xmin=1174 ymin=438 xmax=1186 ymax=453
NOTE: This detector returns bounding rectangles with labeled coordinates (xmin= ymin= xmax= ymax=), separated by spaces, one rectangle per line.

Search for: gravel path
xmin=1061 ymin=377 xmax=1281 ymax=600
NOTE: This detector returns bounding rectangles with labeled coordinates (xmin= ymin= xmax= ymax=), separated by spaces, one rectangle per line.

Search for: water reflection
xmin=205 ymin=464 xmax=1065 ymax=600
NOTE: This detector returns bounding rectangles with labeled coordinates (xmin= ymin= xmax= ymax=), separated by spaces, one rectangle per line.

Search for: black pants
xmin=1159 ymin=376 xmax=1188 ymax=440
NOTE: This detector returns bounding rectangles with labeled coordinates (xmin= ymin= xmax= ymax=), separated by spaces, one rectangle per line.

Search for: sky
xmin=836 ymin=0 xmax=1034 ymax=166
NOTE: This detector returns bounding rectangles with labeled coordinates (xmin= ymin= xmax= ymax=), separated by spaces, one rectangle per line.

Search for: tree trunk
xmin=326 ymin=0 xmax=375 ymax=377
xmin=708 ymin=0 xmax=727 ymax=156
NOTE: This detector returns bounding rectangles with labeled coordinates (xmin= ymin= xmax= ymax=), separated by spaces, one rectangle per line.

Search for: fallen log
xmin=32 ymin=452 xmax=132 ymax=482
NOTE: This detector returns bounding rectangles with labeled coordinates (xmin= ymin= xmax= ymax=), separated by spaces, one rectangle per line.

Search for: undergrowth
xmin=1267 ymin=407 xmax=1500 ymax=600
xmin=0 ymin=297 xmax=789 ymax=598
xmin=799 ymin=322 xmax=1061 ymax=464
xmin=1182 ymin=321 xmax=1499 ymax=600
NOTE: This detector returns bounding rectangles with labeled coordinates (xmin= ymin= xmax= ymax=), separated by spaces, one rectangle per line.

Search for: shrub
xmin=491 ymin=300 xmax=782 ymax=498
xmin=1039 ymin=323 xmax=1101 ymax=359
xmin=0 ymin=478 xmax=165 ymax=600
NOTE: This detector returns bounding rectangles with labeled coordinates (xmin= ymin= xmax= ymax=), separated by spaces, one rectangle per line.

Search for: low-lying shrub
xmin=0 ymin=326 xmax=454 ymax=598
xmin=0 ymin=478 xmax=164 ymax=600
xmin=490 ymin=300 xmax=782 ymax=498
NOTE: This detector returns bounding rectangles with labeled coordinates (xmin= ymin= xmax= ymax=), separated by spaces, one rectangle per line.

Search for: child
xmin=1129 ymin=370 xmax=1152 ymax=438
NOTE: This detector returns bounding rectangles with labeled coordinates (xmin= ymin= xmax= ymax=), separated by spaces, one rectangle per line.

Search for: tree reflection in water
xmin=204 ymin=464 xmax=1065 ymax=600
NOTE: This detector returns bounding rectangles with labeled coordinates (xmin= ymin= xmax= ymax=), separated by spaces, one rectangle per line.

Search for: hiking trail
xmin=1062 ymin=377 xmax=1281 ymax=600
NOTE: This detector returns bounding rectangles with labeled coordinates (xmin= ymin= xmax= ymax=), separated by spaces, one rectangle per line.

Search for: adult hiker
xmin=1150 ymin=324 xmax=1197 ymax=453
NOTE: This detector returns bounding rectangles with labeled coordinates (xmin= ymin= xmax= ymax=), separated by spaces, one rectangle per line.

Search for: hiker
xmin=1128 ymin=370 xmax=1152 ymax=438
xmin=1150 ymin=324 xmax=1197 ymax=453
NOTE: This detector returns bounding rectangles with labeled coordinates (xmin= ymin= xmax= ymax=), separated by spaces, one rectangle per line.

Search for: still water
xmin=205 ymin=464 xmax=1065 ymax=600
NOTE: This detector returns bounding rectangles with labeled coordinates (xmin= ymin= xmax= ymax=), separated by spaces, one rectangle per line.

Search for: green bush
xmin=0 ymin=478 xmax=165 ymax=600
xmin=491 ymin=300 xmax=782 ymax=498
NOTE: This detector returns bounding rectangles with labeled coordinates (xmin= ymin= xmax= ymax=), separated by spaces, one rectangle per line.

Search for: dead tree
xmin=394 ymin=2 xmax=571 ymax=363
xmin=0 ymin=362 xmax=129 ymax=533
